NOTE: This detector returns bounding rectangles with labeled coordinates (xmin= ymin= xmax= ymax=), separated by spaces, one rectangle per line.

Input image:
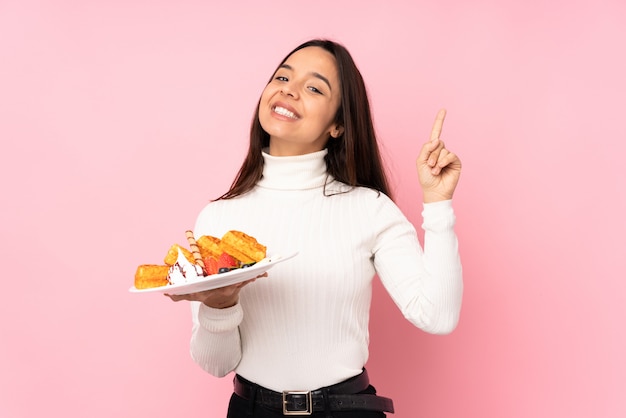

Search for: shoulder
xmin=193 ymin=197 xmax=245 ymax=236
xmin=325 ymin=180 xmax=390 ymax=200
xmin=325 ymin=182 xmax=403 ymax=219
xmin=329 ymin=182 xmax=395 ymax=206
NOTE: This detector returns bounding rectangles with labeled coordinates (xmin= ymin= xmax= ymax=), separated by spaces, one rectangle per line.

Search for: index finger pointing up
xmin=430 ymin=108 xmax=447 ymax=142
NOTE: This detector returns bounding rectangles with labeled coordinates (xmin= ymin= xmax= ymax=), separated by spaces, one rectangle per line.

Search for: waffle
xmin=134 ymin=264 xmax=169 ymax=289
xmin=219 ymin=230 xmax=266 ymax=264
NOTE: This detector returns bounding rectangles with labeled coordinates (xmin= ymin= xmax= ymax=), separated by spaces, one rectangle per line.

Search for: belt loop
xmin=322 ymin=388 xmax=333 ymax=418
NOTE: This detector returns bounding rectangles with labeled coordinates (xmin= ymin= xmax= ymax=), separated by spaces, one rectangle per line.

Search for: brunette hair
xmin=219 ymin=39 xmax=392 ymax=200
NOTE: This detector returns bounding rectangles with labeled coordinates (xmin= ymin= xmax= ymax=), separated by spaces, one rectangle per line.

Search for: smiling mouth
xmin=273 ymin=106 xmax=299 ymax=120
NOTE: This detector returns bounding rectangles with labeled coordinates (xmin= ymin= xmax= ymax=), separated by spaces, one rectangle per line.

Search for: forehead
xmin=281 ymin=47 xmax=339 ymax=80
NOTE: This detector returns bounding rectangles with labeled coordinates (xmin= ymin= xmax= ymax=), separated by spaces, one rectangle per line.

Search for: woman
xmin=168 ymin=39 xmax=463 ymax=417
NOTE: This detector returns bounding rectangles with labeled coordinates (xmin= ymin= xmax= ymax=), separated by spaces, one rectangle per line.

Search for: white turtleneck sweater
xmin=189 ymin=149 xmax=463 ymax=392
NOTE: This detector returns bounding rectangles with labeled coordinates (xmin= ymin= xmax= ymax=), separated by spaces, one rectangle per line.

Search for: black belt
xmin=233 ymin=369 xmax=394 ymax=415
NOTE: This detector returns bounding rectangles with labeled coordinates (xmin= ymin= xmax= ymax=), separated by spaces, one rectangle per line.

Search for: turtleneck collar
xmin=257 ymin=148 xmax=330 ymax=190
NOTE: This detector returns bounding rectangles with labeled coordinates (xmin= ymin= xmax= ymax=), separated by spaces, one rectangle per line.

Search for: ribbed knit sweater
xmin=189 ymin=149 xmax=463 ymax=392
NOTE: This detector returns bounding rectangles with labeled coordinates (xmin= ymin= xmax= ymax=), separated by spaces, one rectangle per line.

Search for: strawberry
xmin=204 ymin=256 xmax=219 ymax=275
xmin=217 ymin=252 xmax=238 ymax=272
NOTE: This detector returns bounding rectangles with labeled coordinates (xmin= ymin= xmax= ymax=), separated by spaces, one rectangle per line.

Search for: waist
xmin=233 ymin=369 xmax=394 ymax=415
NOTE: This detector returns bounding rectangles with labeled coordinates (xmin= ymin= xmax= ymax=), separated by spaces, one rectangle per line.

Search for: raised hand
xmin=416 ymin=109 xmax=462 ymax=202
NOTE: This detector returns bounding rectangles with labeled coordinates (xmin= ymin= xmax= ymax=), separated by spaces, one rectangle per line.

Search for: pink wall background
xmin=1 ymin=0 xmax=625 ymax=417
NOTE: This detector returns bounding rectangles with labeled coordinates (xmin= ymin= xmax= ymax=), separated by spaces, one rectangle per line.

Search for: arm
xmin=373 ymin=198 xmax=463 ymax=334
xmin=374 ymin=110 xmax=463 ymax=333
xmin=165 ymin=203 xmax=249 ymax=377
xmin=188 ymin=301 xmax=243 ymax=377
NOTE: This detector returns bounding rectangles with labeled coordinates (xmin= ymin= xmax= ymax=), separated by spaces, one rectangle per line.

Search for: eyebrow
xmin=279 ymin=64 xmax=332 ymax=91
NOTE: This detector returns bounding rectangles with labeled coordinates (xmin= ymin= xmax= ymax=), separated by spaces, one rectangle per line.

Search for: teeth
xmin=274 ymin=106 xmax=298 ymax=119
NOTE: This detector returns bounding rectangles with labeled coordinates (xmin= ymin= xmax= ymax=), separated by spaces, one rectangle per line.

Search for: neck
xmin=268 ymin=139 xmax=328 ymax=157
xmin=257 ymin=148 xmax=330 ymax=190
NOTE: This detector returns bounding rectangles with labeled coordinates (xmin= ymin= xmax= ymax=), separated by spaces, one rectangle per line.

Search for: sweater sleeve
xmin=372 ymin=199 xmax=463 ymax=334
xmin=189 ymin=301 xmax=243 ymax=377
xmin=187 ymin=203 xmax=244 ymax=377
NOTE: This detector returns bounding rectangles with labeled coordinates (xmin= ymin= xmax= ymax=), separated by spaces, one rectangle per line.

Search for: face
xmin=258 ymin=46 xmax=343 ymax=156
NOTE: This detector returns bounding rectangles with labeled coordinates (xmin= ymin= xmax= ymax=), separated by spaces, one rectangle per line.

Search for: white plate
xmin=129 ymin=252 xmax=298 ymax=295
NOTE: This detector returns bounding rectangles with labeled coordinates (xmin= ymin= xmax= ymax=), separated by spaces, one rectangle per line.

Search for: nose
xmin=280 ymin=83 xmax=298 ymax=99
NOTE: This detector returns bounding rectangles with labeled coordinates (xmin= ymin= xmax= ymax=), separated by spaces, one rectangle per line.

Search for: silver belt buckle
xmin=282 ymin=390 xmax=313 ymax=415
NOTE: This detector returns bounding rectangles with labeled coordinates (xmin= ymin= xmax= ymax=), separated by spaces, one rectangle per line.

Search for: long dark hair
xmin=219 ymin=39 xmax=392 ymax=200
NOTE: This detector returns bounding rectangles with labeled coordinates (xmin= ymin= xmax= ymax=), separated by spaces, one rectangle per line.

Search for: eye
xmin=275 ymin=76 xmax=288 ymax=82
xmin=308 ymin=86 xmax=323 ymax=95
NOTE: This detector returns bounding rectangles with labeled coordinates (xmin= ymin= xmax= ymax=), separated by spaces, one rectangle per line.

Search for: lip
xmin=271 ymin=101 xmax=301 ymax=120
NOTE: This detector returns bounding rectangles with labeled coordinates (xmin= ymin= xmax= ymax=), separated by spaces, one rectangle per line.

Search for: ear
xmin=330 ymin=125 xmax=345 ymax=138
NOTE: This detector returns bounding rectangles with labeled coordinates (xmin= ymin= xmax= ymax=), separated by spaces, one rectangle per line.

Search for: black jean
xmin=226 ymin=384 xmax=387 ymax=418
